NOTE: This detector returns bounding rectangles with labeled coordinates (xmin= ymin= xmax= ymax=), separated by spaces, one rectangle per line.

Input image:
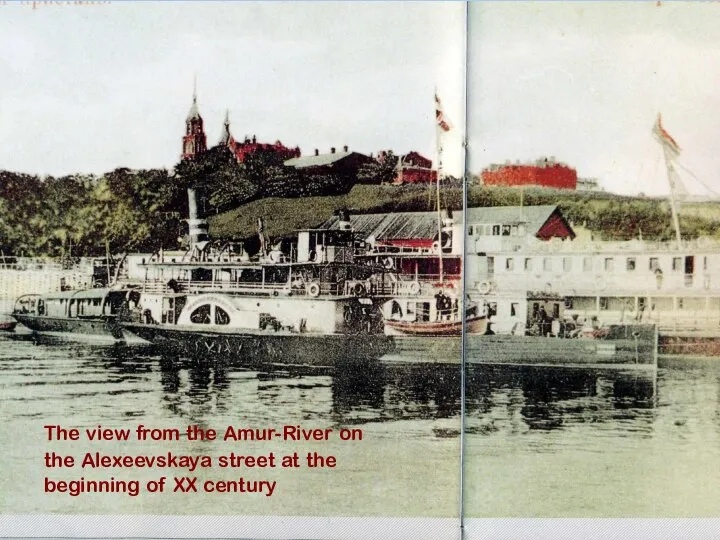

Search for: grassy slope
xmin=209 ymin=184 xmax=462 ymax=240
xmin=208 ymin=184 xmax=720 ymax=240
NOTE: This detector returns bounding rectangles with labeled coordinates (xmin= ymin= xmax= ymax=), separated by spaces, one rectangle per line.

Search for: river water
xmin=1 ymin=333 xmax=719 ymax=518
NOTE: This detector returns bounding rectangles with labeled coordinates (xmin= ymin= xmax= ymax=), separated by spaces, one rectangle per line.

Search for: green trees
xmin=1 ymin=161 xmax=718 ymax=257
xmin=0 ymin=168 xmax=181 ymax=256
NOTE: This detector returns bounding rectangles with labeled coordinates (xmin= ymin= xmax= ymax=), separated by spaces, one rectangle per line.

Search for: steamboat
xmin=464 ymin=115 xmax=720 ymax=358
xmin=112 ymin=190 xmax=394 ymax=365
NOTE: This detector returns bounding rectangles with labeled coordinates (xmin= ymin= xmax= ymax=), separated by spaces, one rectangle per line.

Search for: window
xmin=552 ymin=303 xmax=560 ymax=319
xmin=510 ymin=303 xmax=519 ymax=317
xmin=599 ymin=297 xmax=609 ymax=310
xmin=505 ymin=258 xmax=514 ymax=271
xmin=672 ymin=257 xmax=682 ymax=271
xmin=492 ymin=225 xmax=500 ymax=236
xmin=563 ymin=257 xmax=572 ymax=272
xmin=604 ymin=258 xmax=614 ymax=272
xmin=649 ymin=257 xmax=659 ymax=271
xmin=502 ymin=225 xmax=511 ymax=236
xmin=467 ymin=226 xmax=474 ymax=236
xmin=511 ymin=225 xmax=519 ymax=236
xmin=190 ymin=304 xmax=212 ymax=324
xmin=215 ymin=306 xmax=230 ymax=325
xmin=677 ymin=298 xmax=684 ymax=309
xmin=583 ymin=257 xmax=593 ymax=272
xmin=704 ymin=256 xmax=708 ymax=271
xmin=524 ymin=258 xmax=533 ymax=271
xmin=543 ymin=257 xmax=552 ymax=271
xmin=487 ymin=302 xmax=498 ymax=317
xmin=626 ymin=257 xmax=636 ymax=271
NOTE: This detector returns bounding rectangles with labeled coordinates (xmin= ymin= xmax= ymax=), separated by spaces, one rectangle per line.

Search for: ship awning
xmin=42 ymin=291 xmax=82 ymax=300
xmin=72 ymin=288 xmax=115 ymax=300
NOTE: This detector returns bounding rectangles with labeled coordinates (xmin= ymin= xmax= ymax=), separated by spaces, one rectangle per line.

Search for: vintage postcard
xmin=2 ymin=1 xmax=720 ymax=540
xmin=0 ymin=1 xmax=465 ymax=539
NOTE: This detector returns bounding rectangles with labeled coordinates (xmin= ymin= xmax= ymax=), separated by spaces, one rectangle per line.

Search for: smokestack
xmin=257 ymin=217 xmax=266 ymax=256
xmin=187 ymin=188 xmax=209 ymax=246
xmin=331 ymin=147 xmax=336 ymax=154
xmin=314 ymin=149 xmax=319 ymax=156
xmin=337 ymin=209 xmax=351 ymax=231
xmin=343 ymin=145 xmax=348 ymax=152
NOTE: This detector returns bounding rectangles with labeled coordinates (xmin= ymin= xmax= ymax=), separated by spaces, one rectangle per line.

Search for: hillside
xmin=208 ymin=184 xmax=720 ymax=242
xmin=209 ymin=184 xmax=462 ymax=240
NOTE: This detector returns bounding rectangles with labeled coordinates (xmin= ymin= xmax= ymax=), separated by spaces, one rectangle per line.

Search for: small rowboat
xmin=384 ymin=314 xmax=487 ymax=336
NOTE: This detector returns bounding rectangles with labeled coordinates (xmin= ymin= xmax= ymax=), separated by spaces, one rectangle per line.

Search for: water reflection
xmin=465 ymin=365 xmax=656 ymax=435
xmin=1 ymin=335 xmax=659 ymax=437
xmin=147 ymin=356 xmax=463 ymax=426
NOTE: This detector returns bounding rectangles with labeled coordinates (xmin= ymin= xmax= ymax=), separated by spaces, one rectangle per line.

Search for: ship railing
xmin=386 ymin=277 xmax=460 ymax=297
xmin=122 ymin=276 xmax=465 ymax=299
xmin=654 ymin=316 xmax=720 ymax=333
xmin=360 ymin=245 xmax=437 ymax=256
xmin=468 ymin=273 xmax=720 ymax=295
xmin=123 ymin=278 xmax=358 ymax=298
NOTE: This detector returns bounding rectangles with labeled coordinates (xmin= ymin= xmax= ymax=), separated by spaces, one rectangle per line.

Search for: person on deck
xmin=435 ymin=291 xmax=445 ymax=321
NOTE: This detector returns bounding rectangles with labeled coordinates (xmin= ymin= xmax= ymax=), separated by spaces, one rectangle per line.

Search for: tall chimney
xmin=314 ymin=149 xmax=319 ymax=156
xmin=331 ymin=147 xmax=336 ymax=154
xmin=187 ymin=188 xmax=209 ymax=246
xmin=337 ymin=209 xmax=351 ymax=231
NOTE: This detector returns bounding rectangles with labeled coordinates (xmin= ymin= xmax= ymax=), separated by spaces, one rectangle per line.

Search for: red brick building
xmin=219 ymin=110 xmax=300 ymax=163
xmin=481 ymin=157 xmax=577 ymax=190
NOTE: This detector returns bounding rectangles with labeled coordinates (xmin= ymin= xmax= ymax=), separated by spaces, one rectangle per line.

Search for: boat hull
xmin=384 ymin=315 xmax=488 ymax=336
xmin=384 ymin=324 xmax=658 ymax=370
xmin=12 ymin=314 xmax=123 ymax=340
xmin=121 ymin=322 xmax=394 ymax=367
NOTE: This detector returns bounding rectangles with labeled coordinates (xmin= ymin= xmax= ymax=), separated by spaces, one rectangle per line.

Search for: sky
xmin=2 ymin=2 xmax=720 ymax=196
xmin=0 ymin=1 xmax=466 ymax=177
xmin=468 ymin=2 xmax=720 ymax=196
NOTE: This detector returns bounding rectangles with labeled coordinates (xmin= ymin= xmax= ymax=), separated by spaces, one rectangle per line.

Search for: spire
xmin=219 ymin=109 xmax=233 ymax=145
xmin=181 ymin=74 xmax=207 ymax=160
xmin=186 ymin=76 xmax=201 ymax=121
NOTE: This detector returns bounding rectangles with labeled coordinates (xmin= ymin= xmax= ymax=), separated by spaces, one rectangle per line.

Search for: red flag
xmin=435 ymin=93 xmax=452 ymax=132
xmin=653 ymin=114 xmax=681 ymax=156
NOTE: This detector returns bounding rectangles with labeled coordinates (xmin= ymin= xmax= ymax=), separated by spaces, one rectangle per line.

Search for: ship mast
xmin=434 ymin=90 xmax=453 ymax=285
xmin=653 ymin=114 xmax=685 ymax=251
xmin=436 ymin=105 xmax=444 ymax=285
xmin=661 ymin=144 xmax=683 ymax=251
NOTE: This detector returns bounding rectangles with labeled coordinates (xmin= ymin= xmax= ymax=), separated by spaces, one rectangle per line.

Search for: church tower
xmin=181 ymin=80 xmax=207 ymax=160
xmin=219 ymin=109 xmax=234 ymax=146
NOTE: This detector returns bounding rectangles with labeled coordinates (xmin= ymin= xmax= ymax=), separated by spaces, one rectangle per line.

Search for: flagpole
xmin=654 ymin=114 xmax=683 ymax=251
xmin=661 ymin=144 xmax=683 ymax=250
xmin=435 ymin=89 xmax=444 ymax=285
